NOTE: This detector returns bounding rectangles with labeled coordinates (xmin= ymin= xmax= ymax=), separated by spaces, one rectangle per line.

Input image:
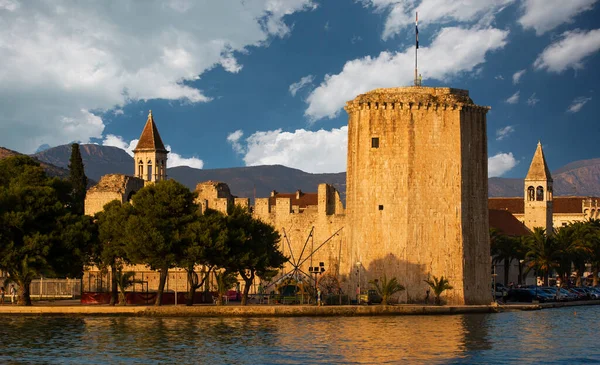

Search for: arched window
xmin=147 ymin=160 xmax=153 ymax=181
xmin=547 ymin=186 xmax=553 ymax=200
xmin=536 ymin=186 xmax=544 ymax=201
xmin=138 ymin=160 xmax=144 ymax=178
xmin=527 ymin=186 xmax=535 ymax=201
xmin=160 ymin=160 xmax=165 ymax=179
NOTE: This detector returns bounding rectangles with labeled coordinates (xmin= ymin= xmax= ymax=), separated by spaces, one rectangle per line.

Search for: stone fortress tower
xmin=523 ymin=142 xmax=553 ymax=233
xmin=133 ymin=110 xmax=168 ymax=182
xmin=344 ymin=87 xmax=491 ymax=305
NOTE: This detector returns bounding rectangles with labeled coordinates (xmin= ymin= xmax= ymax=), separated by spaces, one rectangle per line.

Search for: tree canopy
xmin=0 ymin=156 xmax=96 ymax=305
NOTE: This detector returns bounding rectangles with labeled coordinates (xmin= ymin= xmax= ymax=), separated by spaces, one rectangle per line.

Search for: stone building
xmin=344 ymin=87 xmax=491 ymax=305
xmin=488 ymin=142 xmax=600 ymax=285
xmin=90 ymin=87 xmax=593 ymax=304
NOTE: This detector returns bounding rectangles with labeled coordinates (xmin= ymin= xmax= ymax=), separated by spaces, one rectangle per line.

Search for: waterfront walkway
xmin=0 ymin=299 xmax=598 ymax=317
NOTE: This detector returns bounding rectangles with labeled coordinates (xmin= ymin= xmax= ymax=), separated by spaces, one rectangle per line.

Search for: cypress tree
xmin=69 ymin=143 xmax=88 ymax=215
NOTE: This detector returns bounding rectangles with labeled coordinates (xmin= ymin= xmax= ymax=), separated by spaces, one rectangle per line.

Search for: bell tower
xmin=524 ymin=141 xmax=553 ymax=233
xmin=133 ymin=110 xmax=168 ymax=182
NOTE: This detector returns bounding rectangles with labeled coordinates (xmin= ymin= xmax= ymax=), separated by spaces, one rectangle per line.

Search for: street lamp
xmin=356 ymin=262 xmax=361 ymax=305
xmin=308 ymin=262 xmax=325 ymax=304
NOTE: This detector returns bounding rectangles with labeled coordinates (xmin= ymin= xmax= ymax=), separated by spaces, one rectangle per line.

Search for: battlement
xmin=344 ymin=86 xmax=490 ymax=113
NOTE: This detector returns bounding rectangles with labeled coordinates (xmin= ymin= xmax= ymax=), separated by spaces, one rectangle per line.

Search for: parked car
xmin=493 ymin=283 xmax=508 ymax=299
xmin=507 ymin=288 xmax=549 ymax=303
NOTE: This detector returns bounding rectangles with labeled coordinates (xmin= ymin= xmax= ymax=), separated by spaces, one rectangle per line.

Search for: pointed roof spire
xmin=525 ymin=141 xmax=552 ymax=182
xmin=133 ymin=110 xmax=168 ymax=152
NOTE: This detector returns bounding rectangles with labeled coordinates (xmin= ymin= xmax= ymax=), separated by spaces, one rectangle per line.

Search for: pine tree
xmin=68 ymin=143 xmax=88 ymax=215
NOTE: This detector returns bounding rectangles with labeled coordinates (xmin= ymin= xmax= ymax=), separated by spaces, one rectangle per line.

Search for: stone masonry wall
xmin=84 ymin=174 xmax=145 ymax=216
xmin=344 ymin=87 xmax=491 ymax=305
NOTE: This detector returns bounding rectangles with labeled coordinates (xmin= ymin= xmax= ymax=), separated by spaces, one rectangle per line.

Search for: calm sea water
xmin=1 ymin=305 xmax=599 ymax=364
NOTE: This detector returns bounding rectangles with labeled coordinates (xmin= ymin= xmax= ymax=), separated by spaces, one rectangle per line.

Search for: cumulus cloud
xmin=228 ymin=125 xmax=517 ymax=176
xmin=534 ymin=29 xmax=600 ymax=73
xmin=227 ymin=127 xmax=348 ymax=173
xmin=567 ymin=96 xmax=592 ymax=113
xmin=305 ymin=26 xmax=508 ymax=121
xmin=505 ymin=91 xmax=520 ymax=104
xmin=527 ymin=93 xmax=540 ymax=106
xmin=512 ymin=69 xmax=526 ymax=84
xmin=495 ymin=126 xmax=515 ymax=141
xmin=102 ymin=135 xmax=204 ymax=169
xmin=361 ymin=0 xmax=514 ymax=39
xmin=227 ymin=130 xmax=245 ymax=154
xmin=0 ymin=1 xmax=316 ymax=153
xmin=488 ymin=152 xmax=518 ymax=177
xmin=289 ymin=75 xmax=315 ymax=97
xmin=518 ymin=0 xmax=598 ymax=35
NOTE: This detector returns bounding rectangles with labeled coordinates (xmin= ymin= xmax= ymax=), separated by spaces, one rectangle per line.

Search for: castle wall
xmin=344 ymin=87 xmax=491 ymax=305
xmin=253 ymin=184 xmax=348 ymax=295
xmin=84 ymin=174 xmax=145 ymax=216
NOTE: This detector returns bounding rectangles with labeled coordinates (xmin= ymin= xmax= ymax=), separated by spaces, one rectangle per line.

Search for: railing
xmin=0 ymin=278 xmax=81 ymax=299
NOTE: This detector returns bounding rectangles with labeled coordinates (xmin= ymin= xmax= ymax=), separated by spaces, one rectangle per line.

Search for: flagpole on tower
xmin=414 ymin=11 xmax=420 ymax=86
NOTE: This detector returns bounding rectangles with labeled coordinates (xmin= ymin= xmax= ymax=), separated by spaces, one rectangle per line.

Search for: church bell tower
xmin=524 ymin=141 xmax=553 ymax=233
xmin=133 ymin=110 xmax=168 ymax=182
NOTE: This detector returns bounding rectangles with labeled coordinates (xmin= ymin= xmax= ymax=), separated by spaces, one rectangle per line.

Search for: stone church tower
xmin=524 ymin=141 xmax=553 ymax=233
xmin=133 ymin=111 xmax=168 ymax=182
xmin=344 ymin=87 xmax=491 ymax=305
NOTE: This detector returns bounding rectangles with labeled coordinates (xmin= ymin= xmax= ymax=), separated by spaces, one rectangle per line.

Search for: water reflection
xmin=0 ymin=306 xmax=599 ymax=364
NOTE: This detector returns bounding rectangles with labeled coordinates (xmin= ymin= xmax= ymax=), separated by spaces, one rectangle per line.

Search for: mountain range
xmin=1 ymin=144 xmax=599 ymax=199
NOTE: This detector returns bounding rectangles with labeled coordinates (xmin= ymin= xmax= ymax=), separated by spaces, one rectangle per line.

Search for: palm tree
xmin=525 ymin=228 xmax=561 ymax=286
xmin=490 ymin=229 xmax=517 ymax=286
xmin=115 ymin=270 xmax=140 ymax=306
xmin=576 ymin=219 xmax=600 ymax=286
xmin=369 ymin=275 xmax=405 ymax=305
xmin=424 ymin=276 xmax=453 ymax=305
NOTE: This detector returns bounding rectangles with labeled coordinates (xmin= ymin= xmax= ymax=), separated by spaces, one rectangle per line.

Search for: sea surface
xmin=1 ymin=305 xmax=599 ymax=364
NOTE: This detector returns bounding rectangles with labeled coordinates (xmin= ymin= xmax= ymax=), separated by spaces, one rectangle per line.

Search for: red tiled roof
xmin=489 ymin=209 xmax=530 ymax=236
xmin=134 ymin=111 xmax=167 ymax=152
xmin=487 ymin=196 xmax=594 ymax=214
xmin=488 ymin=198 xmax=524 ymax=214
xmin=269 ymin=191 xmax=318 ymax=208
xmin=553 ymin=197 xmax=584 ymax=214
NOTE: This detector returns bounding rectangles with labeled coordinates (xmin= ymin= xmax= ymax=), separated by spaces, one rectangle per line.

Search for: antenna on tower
xmin=414 ymin=12 xmax=421 ymax=86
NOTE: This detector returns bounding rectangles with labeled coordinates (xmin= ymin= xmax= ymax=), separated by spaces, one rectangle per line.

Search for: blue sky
xmin=0 ymin=0 xmax=599 ymax=178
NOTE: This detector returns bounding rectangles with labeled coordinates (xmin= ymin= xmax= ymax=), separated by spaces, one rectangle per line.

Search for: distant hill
xmin=5 ymin=143 xmax=600 ymax=199
xmin=33 ymin=144 xmax=133 ymax=181
xmin=168 ymin=165 xmax=346 ymax=201
xmin=0 ymin=146 xmax=70 ymax=179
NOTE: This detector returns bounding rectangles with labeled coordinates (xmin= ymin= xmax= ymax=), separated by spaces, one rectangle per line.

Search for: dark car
xmin=508 ymin=288 xmax=549 ymax=303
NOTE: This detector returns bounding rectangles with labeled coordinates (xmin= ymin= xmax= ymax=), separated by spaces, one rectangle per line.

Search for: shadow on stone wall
xmin=339 ymin=254 xmax=430 ymax=304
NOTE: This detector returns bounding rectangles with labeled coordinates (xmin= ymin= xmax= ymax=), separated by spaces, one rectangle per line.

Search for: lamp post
xmin=308 ymin=262 xmax=325 ymax=305
xmin=356 ymin=262 xmax=361 ymax=305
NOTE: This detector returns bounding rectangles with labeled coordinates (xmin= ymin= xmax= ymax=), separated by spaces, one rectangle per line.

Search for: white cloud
xmin=488 ymin=152 xmax=518 ymax=177
xmin=512 ymin=69 xmax=526 ymax=84
xmin=495 ymin=125 xmax=515 ymax=141
xmin=289 ymin=75 xmax=315 ymax=97
xmin=362 ymin=0 xmax=514 ymax=39
xmin=227 ymin=130 xmax=245 ymax=154
xmin=505 ymin=91 xmax=520 ymax=104
xmin=102 ymin=135 xmax=203 ymax=169
xmin=305 ymin=26 xmax=508 ymax=121
xmin=567 ymin=96 xmax=592 ymax=113
xmin=228 ymin=127 xmax=348 ymax=173
xmin=0 ymin=1 xmax=316 ymax=153
xmin=518 ymin=0 xmax=597 ymax=35
xmin=102 ymin=135 xmax=138 ymax=156
xmin=494 ymin=75 xmax=504 ymax=80
xmin=229 ymin=125 xmax=517 ymax=176
xmin=534 ymin=29 xmax=600 ymax=73
xmin=0 ymin=0 xmax=19 ymax=11
xmin=527 ymin=93 xmax=540 ymax=106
